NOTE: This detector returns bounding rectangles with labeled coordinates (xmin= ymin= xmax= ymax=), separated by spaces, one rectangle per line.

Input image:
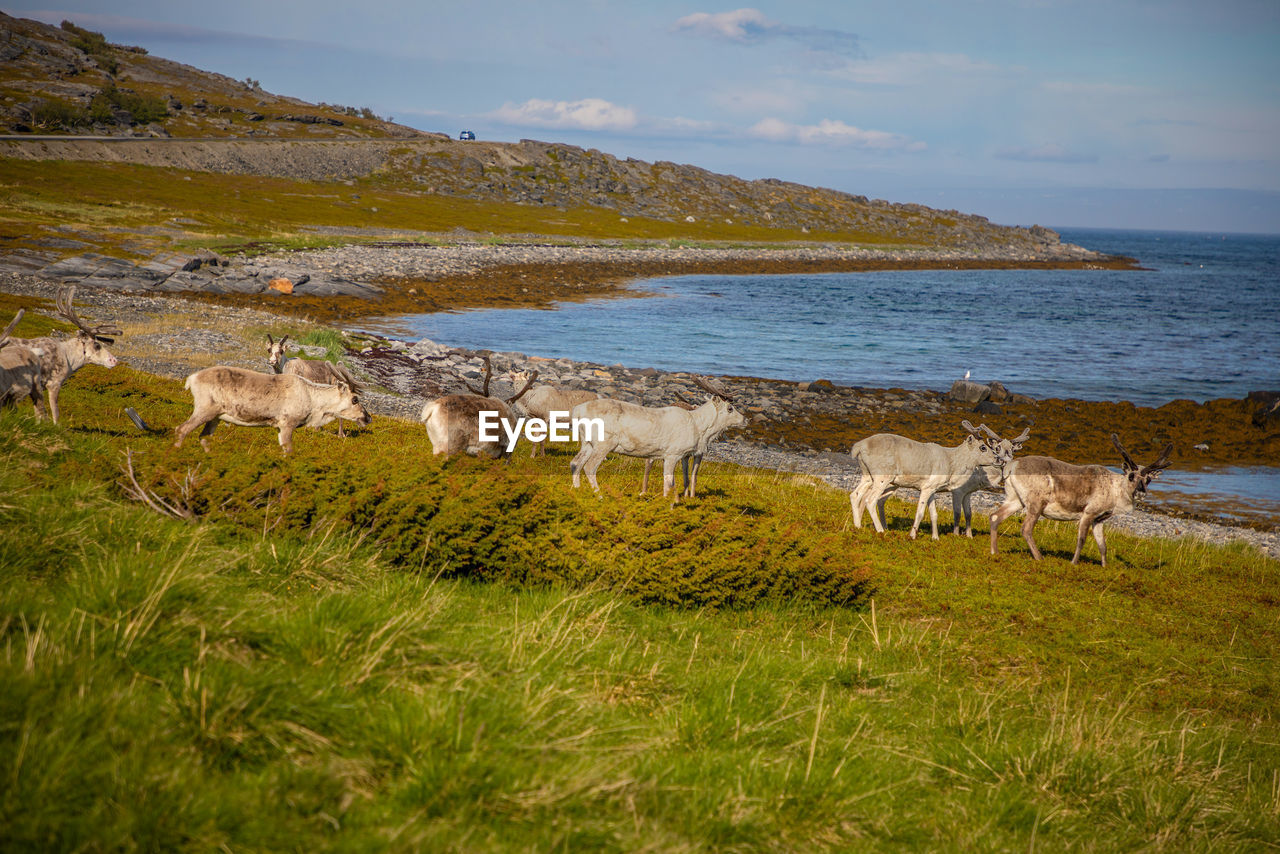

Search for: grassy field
xmin=1 ymin=361 xmax=1278 ymax=852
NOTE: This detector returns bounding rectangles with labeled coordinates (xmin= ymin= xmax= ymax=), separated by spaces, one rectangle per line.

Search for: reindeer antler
xmin=0 ymin=308 xmax=23 ymax=350
xmin=505 ymin=369 xmax=538 ymax=405
xmin=56 ymin=286 xmax=121 ymax=344
xmin=692 ymin=375 xmax=735 ymax=402
xmin=462 ymin=355 xmax=494 ymax=397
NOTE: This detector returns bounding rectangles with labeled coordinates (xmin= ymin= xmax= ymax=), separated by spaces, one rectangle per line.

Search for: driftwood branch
xmin=118 ymin=449 xmax=198 ymax=522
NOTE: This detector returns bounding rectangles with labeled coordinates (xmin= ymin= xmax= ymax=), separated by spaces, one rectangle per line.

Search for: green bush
xmin=30 ymin=98 xmax=89 ymax=130
xmin=89 ymin=84 xmax=169 ymax=126
xmin=50 ymin=367 xmax=871 ymax=610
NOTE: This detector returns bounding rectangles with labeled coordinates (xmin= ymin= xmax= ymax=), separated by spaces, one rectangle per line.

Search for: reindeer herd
xmin=0 ymin=287 xmax=1178 ymax=567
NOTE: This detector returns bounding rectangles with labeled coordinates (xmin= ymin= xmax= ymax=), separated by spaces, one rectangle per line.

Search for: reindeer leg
xmin=278 ymin=424 xmax=295 ymax=455
xmin=873 ymin=485 xmax=892 ymax=534
xmin=175 ymin=408 xmax=216 ymax=449
xmin=1020 ymin=503 xmax=1045 ymax=561
xmin=662 ymin=457 xmax=677 ymax=498
xmin=1092 ymin=521 xmax=1108 ymax=567
xmin=582 ymin=448 xmax=607 ymax=492
xmin=46 ymin=379 xmax=62 ymax=425
xmin=1071 ymin=515 xmax=1095 ymax=564
xmin=570 ymin=443 xmax=591 ymax=488
xmin=28 ymin=385 xmax=46 ymax=420
xmin=641 ymin=459 xmax=653 ymax=494
xmin=336 ymin=417 xmax=346 ymax=438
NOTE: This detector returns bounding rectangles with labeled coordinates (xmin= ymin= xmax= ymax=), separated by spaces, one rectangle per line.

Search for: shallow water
xmin=1149 ymin=467 xmax=1280 ymax=528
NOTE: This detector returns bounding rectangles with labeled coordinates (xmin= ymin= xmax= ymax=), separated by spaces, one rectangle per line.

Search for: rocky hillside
xmin=0 ymin=12 xmax=1064 ymax=250
xmin=0 ymin=12 xmax=425 ymax=140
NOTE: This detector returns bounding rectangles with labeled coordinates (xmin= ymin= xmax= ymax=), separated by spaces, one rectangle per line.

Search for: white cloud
xmin=490 ymin=98 xmax=639 ymax=131
xmin=673 ymin=8 xmax=859 ymax=56
xmin=748 ymin=117 xmax=926 ymax=151
xmin=673 ymin=8 xmax=773 ymax=42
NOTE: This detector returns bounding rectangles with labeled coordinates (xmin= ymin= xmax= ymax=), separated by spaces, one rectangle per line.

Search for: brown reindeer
xmin=989 ymin=434 xmax=1173 ymax=566
xmin=175 ymin=366 xmax=371 ymax=454
xmin=420 ymin=356 xmax=536 ymax=457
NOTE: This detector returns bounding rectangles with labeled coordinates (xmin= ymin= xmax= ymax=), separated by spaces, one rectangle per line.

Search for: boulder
xmin=987 ymin=381 xmax=1010 ymax=403
xmin=948 ymin=379 xmax=991 ymax=404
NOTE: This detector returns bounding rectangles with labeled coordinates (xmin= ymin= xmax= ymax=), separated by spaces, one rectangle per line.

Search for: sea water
xmin=375 ymin=228 xmax=1279 ymax=407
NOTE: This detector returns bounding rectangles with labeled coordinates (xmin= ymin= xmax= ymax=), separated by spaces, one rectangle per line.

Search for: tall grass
xmin=1 ymin=372 xmax=1278 ymax=851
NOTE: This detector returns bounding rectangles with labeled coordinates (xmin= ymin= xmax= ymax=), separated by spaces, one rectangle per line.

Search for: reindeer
xmin=0 ymin=309 xmax=45 ymax=415
xmin=506 ymin=369 xmax=599 ymax=457
xmin=570 ymin=375 xmax=747 ymax=499
xmin=266 ymin=333 xmax=363 ymax=436
xmin=420 ymin=356 xmax=536 ymax=457
xmin=849 ymin=421 xmax=1026 ymax=540
xmin=174 ymin=366 xmax=370 ymax=454
xmin=989 ymin=434 xmax=1173 ymax=566
xmin=10 ymin=287 xmax=120 ymax=424
xmin=949 ymin=424 xmax=1032 ymax=537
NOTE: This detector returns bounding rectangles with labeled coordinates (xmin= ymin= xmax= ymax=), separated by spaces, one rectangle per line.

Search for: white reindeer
xmin=989 ymin=434 xmax=1173 ymax=566
xmin=267 ymin=333 xmax=363 ymax=436
xmin=569 ymin=376 xmax=746 ymax=499
xmin=506 ymin=369 xmax=599 ymax=457
xmin=174 ymin=366 xmax=371 ymax=454
xmin=849 ymin=420 xmax=1025 ymax=540
xmin=12 ymin=287 xmax=120 ymax=424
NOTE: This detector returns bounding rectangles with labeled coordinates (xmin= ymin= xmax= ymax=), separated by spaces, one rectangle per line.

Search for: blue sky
xmin=10 ymin=1 xmax=1280 ymax=232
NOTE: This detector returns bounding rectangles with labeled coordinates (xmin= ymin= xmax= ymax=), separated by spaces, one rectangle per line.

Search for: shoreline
xmin=1 ymin=270 xmax=1276 ymax=558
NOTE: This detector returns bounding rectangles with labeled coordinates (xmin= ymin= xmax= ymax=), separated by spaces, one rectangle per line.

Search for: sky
xmin=8 ymin=1 xmax=1280 ymax=233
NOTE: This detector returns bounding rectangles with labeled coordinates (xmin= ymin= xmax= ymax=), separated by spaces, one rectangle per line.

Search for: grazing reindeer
xmin=506 ymin=369 xmax=599 ymax=457
xmin=0 ymin=309 xmax=45 ymax=415
xmin=175 ymin=366 xmax=370 ymax=454
xmin=267 ymin=333 xmax=363 ymax=436
xmin=570 ymin=375 xmax=747 ymax=499
xmin=13 ymin=287 xmax=120 ymax=423
xmin=420 ymin=356 xmax=536 ymax=457
xmin=849 ymin=421 xmax=1025 ymax=540
xmin=989 ymin=434 xmax=1173 ymax=566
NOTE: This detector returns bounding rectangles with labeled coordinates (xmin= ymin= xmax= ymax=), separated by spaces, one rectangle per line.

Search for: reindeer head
xmin=1112 ymin=434 xmax=1174 ymax=494
xmin=693 ymin=375 xmax=747 ymax=430
xmin=977 ymin=423 xmax=1032 ymax=468
xmin=960 ymin=420 xmax=1004 ymax=467
xmin=266 ymin=333 xmax=289 ymax=372
xmin=56 ymin=287 xmax=120 ymax=369
xmin=336 ymin=382 xmax=372 ymax=426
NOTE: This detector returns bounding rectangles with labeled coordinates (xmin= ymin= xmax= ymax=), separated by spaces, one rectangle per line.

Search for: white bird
xmin=964 ymin=370 xmax=971 ymax=381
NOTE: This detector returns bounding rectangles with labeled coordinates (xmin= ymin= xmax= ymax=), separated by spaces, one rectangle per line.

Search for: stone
xmin=267 ymin=277 xmax=294 ymax=294
xmin=948 ymin=379 xmax=991 ymax=404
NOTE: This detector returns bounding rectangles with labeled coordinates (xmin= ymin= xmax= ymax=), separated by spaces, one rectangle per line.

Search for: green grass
xmin=1 ymin=368 xmax=1278 ymax=851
